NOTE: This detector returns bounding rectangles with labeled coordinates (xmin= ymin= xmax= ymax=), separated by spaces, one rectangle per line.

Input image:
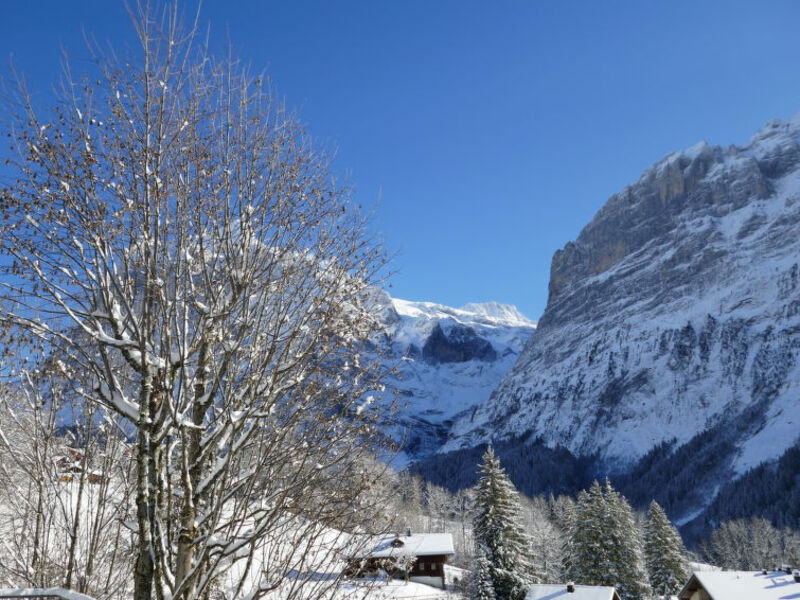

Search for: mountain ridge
xmin=371 ymin=292 xmax=536 ymax=466
xmin=431 ymin=114 xmax=800 ymax=525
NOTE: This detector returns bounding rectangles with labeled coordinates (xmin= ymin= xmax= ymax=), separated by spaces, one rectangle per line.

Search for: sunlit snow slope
xmin=442 ymin=115 xmax=800 ymax=520
xmin=372 ymin=293 xmax=535 ymax=465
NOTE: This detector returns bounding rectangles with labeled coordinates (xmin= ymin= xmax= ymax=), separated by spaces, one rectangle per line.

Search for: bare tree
xmin=701 ymin=518 xmax=800 ymax=570
xmin=0 ymin=373 xmax=134 ymax=599
xmin=451 ymin=488 xmax=475 ymax=570
xmin=424 ymin=484 xmax=451 ymax=533
xmin=0 ymin=3 xmax=392 ymax=600
xmin=519 ymin=497 xmax=562 ymax=584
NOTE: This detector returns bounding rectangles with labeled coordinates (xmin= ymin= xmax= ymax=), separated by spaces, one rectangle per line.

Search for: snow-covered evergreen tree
xmin=603 ymin=480 xmax=651 ymax=600
xmin=644 ymin=500 xmax=690 ymax=598
xmin=565 ymin=480 xmax=650 ymax=600
xmin=564 ymin=481 xmax=608 ymax=584
xmin=473 ymin=544 xmax=497 ymax=600
xmin=472 ymin=446 xmax=540 ymax=600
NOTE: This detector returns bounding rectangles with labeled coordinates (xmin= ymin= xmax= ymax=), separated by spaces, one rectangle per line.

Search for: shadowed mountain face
xmin=422 ymin=323 xmax=498 ymax=364
xmin=438 ymin=116 xmax=800 ymax=524
xmin=369 ymin=294 xmax=536 ymax=465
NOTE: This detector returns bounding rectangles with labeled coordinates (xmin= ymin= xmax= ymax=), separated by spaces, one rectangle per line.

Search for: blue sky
xmin=3 ymin=1 xmax=800 ymax=319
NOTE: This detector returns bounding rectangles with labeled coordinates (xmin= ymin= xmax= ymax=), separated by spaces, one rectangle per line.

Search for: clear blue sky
xmin=3 ymin=1 xmax=800 ymax=319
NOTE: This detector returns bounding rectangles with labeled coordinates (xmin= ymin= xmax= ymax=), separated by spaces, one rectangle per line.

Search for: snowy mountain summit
xmin=373 ymin=294 xmax=535 ymax=465
xmin=441 ymin=114 xmax=800 ymax=523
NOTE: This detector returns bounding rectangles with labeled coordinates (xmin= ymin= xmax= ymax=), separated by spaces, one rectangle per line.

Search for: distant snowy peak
xmin=372 ymin=294 xmax=536 ymax=464
xmin=391 ymin=298 xmax=536 ymax=330
xmin=459 ymin=302 xmax=537 ymax=328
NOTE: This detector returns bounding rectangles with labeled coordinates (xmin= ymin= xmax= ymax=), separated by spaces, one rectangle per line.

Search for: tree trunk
xmin=134 ymin=380 xmax=155 ymax=600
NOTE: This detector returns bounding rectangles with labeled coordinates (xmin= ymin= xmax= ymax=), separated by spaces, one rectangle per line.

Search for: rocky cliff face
xmin=442 ymin=116 xmax=800 ymax=520
xmin=370 ymin=294 xmax=536 ymax=465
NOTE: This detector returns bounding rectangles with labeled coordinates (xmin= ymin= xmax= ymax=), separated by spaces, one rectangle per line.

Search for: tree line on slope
xmin=411 ymin=423 xmax=800 ymax=548
xmin=408 ymin=435 xmax=596 ymax=495
xmin=470 ymin=447 xmax=686 ymax=600
xmin=701 ymin=518 xmax=800 ymax=571
xmin=400 ymin=447 xmax=800 ymax=599
xmin=702 ymin=442 xmax=800 ymax=531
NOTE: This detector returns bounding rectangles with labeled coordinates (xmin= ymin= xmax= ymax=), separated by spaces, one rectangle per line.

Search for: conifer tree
xmin=564 ymin=482 xmax=609 ymax=584
xmin=644 ymin=500 xmax=690 ymax=598
xmin=565 ymin=480 xmax=650 ymax=600
xmin=603 ymin=480 xmax=651 ymax=600
xmin=472 ymin=446 xmax=539 ymax=600
xmin=473 ymin=544 xmax=497 ymax=600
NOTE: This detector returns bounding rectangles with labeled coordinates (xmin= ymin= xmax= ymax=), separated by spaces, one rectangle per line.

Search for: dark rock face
xmin=369 ymin=292 xmax=535 ymax=463
xmin=422 ymin=323 xmax=497 ymax=365
xmin=443 ymin=116 xmax=800 ymax=524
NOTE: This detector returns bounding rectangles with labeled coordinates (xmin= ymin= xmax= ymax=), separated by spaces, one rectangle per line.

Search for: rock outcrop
xmin=422 ymin=323 xmax=498 ymax=364
xmin=442 ymin=116 xmax=800 ymax=522
xmin=370 ymin=294 xmax=535 ymax=464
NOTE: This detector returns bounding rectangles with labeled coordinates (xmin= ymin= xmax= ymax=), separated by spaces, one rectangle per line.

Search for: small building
xmin=344 ymin=532 xmax=455 ymax=589
xmin=678 ymin=569 xmax=800 ymax=600
xmin=526 ymin=583 xmax=621 ymax=600
xmin=55 ymin=449 xmax=105 ymax=484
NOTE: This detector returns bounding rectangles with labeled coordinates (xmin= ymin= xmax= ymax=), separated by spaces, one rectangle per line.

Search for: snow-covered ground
xmin=338 ymin=579 xmax=461 ymax=599
xmin=0 ymin=479 xmax=463 ymax=600
xmin=199 ymin=517 xmax=466 ymax=599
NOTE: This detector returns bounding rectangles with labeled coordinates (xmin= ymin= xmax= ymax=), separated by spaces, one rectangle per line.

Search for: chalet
xmin=55 ymin=449 xmax=105 ymax=484
xmin=678 ymin=569 xmax=800 ymax=600
xmin=526 ymin=583 xmax=621 ymax=600
xmin=344 ymin=532 xmax=455 ymax=589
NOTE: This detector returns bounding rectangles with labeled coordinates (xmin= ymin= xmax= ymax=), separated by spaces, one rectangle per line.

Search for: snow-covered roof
xmin=679 ymin=570 xmax=800 ymax=600
xmin=0 ymin=588 xmax=98 ymax=600
xmin=351 ymin=533 xmax=455 ymax=559
xmin=339 ymin=578 xmax=450 ymax=598
xmin=526 ymin=584 xmax=620 ymax=600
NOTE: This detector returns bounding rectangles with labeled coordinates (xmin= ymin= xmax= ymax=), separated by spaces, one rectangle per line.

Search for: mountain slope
xmin=371 ymin=293 xmax=535 ymax=465
xmin=440 ymin=115 xmax=800 ymax=522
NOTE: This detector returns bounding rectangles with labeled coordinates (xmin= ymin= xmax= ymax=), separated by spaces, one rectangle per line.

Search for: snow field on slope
xmin=441 ymin=116 xmax=800 ymax=479
xmin=0 ymin=481 xmax=462 ymax=600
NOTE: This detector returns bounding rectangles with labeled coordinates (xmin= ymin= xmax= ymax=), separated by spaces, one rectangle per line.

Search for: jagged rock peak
xmin=443 ymin=114 xmax=800 ymax=524
xmin=391 ymin=297 xmax=536 ymax=329
xmin=547 ymin=117 xmax=800 ymax=311
xmin=368 ymin=293 xmax=536 ymax=465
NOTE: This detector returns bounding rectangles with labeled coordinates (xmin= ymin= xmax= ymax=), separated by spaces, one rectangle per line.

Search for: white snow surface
xmin=0 ymin=478 xmax=459 ymax=600
xmin=525 ymin=584 xmax=618 ymax=600
xmin=373 ymin=294 xmax=535 ymax=464
xmin=349 ymin=533 xmax=454 ymax=559
xmin=219 ymin=516 xmax=461 ymax=599
xmin=684 ymin=570 xmax=800 ymax=600
xmin=0 ymin=589 xmax=98 ymax=600
xmin=442 ymin=114 xmax=800 ymax=515
xmin=339 ymin=579 xmax=457 ymax=598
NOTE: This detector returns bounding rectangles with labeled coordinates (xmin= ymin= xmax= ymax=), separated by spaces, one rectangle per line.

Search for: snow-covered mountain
xmin=371 ymin=293 xmax=536 ymax=465
xmin=440 ymin=115 xmax=800 ymax=522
